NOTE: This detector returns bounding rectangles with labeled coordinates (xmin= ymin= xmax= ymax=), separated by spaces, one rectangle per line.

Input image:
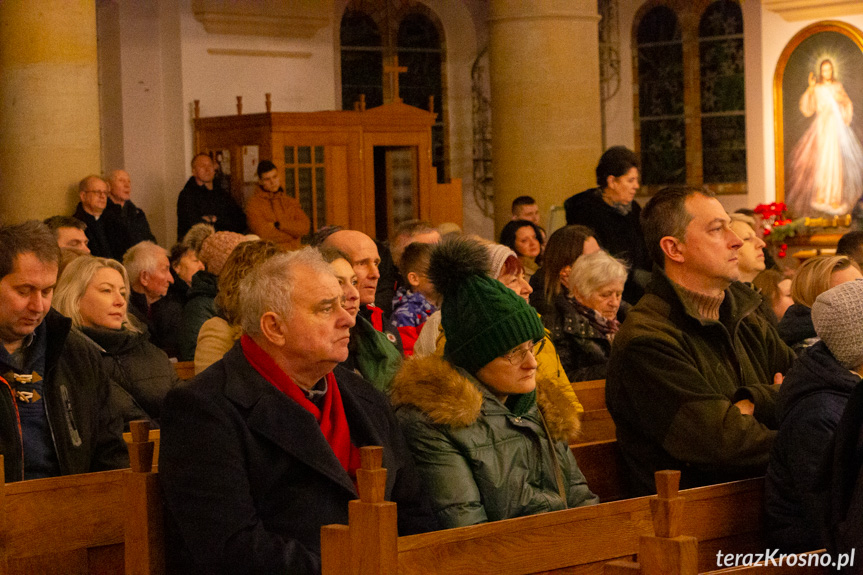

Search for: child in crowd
xmin=392 ymin=242 xmax=439 ymax=355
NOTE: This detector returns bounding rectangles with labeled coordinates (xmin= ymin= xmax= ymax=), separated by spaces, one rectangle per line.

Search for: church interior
xmin=4 ymin=0 xmax=863 ymax=247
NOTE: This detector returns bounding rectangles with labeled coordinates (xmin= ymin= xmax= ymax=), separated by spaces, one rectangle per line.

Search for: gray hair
xmin=237 ymin=247 xmax=335 ymax=335
xmin=123 ymin=241 xmax=168 ymax=285
xmin=568 ymin=250 xmax=629 ymax=299
xmin=53 ymin=256 xmax=138 ymax=332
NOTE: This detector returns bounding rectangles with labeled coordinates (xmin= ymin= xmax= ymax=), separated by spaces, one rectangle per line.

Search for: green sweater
xmin=606 ymin=269 xmax=796 ymax=496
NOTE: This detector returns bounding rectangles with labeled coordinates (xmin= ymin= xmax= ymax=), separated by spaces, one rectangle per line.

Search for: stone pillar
xmin=489 ymin=0 xmax=603 ymax=235
xmin=0 ymin=1 xmax=101 ymax=223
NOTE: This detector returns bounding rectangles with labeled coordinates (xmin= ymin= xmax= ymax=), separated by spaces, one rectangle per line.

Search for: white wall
xmin=101 ymin=0 xmax=489 ymax=243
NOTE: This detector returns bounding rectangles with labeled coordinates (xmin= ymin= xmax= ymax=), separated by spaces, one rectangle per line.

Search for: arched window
xmin=340 ymin=10 xmax=383 ymax=109
xmin=636 ymin=6 xmax=685 ymax=185
xmin=632 ymin=0 xmax=746 ymax=194
xmin=339 ymin=2 xmax=447 ymax=182
xmin=699 ymin=0 xmax=746 ymax=183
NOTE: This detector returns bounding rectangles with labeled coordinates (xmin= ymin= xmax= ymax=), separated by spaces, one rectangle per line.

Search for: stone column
xmin=0 ymin=1 xmax=101 ymax=223
xmin=489 ymin=0 xmax=603 ymax=235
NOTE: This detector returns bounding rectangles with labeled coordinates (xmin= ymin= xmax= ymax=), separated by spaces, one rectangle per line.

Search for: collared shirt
xmin=302 ymin=377 xmax=329 ymax=410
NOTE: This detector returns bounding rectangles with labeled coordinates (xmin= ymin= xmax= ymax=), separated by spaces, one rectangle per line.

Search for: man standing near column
xmin=73 ymin=175 xmax=128 ymax=260
xmin=105 ymin=169 xmax=156 ymax=249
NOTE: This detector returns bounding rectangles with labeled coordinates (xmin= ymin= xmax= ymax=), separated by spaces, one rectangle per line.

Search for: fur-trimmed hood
xmin=391 ymin=355 xmax=580 ymax=443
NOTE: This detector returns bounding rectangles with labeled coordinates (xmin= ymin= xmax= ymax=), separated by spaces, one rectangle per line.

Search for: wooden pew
xmin=125 ymin=421 xmax=164 ymax=575
xmin=572 ymin=379 xmax=617 ymax=443
xmin=172 ymin=361 xmax=195 ymax=381
xmin=573 ymin=379 xmax=606 ymax=411
xmin=606 ymin=472 xmax=827 ymax=575
xmin=0 ymin=457 xmax=127 ymax=575
xmin=123 ymin=428 xmax=161 ymax=466
xmin=571 ymin=439 xmax=627 ymax=502
xmin=122 ymin=438 xmax=789 ymax=575
xmin=321 ymin=448 xmax=774 ymax=575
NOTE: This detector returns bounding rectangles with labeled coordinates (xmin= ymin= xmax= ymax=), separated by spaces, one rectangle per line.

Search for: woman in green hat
xmin=391 ymin=237 xmax=597 ymax=529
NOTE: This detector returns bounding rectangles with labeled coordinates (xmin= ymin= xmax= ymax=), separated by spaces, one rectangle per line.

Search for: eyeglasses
xmin=86 ymin=190 xmax=109 ymax=197
xmin=501 ymin=339 xmax=545 ymax=366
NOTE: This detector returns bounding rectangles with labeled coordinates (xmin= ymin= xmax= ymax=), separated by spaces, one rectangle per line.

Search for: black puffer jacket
xmin=765 ymin=341 xmax=860 ymax=553
xmin=546 ymin=293 xmax=612 ymax=382
xmin=0 ymin=310 xmax=129 ymax=483
xmin=78 ymin=324 xmax=180 ymax=428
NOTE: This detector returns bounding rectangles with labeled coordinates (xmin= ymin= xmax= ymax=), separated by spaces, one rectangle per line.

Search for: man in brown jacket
xmin=246 ymin=160 xmax=311 ymax=249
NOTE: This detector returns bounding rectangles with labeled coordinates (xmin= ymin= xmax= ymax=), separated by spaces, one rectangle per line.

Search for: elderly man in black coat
xmin=159 ymin=247 xmax=436 ymax=574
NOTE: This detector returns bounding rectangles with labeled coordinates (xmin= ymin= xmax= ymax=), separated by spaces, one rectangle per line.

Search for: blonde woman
xmin=53 ymin=256 xmax=179 ymax=427
xmin=777 ymin=255 xmax=862 ymax=352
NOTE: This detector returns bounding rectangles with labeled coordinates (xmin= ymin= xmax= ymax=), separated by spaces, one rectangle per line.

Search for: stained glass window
xmin=637 ymin=6 xmax=686 ymax=185
xmin=340 ymin=2 xmax=447 ymax=182
xmin=699 ymin=0 xmax=746 ymax=183
xmin=340 ymin=10 xmax=383 ymax=109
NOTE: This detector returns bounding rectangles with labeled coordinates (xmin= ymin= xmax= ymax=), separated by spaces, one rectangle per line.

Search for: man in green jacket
xmin=606 ymin=187 xmax=796 ymax=496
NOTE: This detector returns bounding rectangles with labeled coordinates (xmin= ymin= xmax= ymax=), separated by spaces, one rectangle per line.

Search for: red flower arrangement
xmin=753 ymin=202 xmax=794 ymax=258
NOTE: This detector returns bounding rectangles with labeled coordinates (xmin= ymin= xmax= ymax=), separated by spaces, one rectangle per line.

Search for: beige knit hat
xmin=812 ymin=279 xmax=863 ymax=370
xmin=199 ymin=231 xmax=247 ymax=276
xmin=485 ymin=243 xmax=518 ymax=279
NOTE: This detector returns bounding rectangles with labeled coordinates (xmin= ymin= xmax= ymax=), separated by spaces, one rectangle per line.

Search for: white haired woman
xmin=549 ymin=250 xmax=628 ymax=382
xmin=53 ymin=256 xmax=179 ymax=428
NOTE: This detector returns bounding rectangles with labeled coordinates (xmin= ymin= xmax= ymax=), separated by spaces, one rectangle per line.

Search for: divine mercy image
xmin=786 ymin=57 xmax=863 ymax=216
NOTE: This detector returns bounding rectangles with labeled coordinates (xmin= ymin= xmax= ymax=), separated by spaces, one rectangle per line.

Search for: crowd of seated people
xmin=8 ymin=148 xmax=863 ymax=572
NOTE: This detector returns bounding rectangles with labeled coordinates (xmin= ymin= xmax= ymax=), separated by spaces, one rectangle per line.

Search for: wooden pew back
xmin=573 ymin=379 xmax=616 ymax=443
xmin=571 ymin=439 xmax=627 ymax=502
xmin=124 ymin=421 xmax=164 ymax=575
xmin=321 ymin=442 xmax=769 ymax=575
xmin=0 ymin=457 xmax=127 ymax=575
xmin=123 ymin=428 xmax=161 ymax=466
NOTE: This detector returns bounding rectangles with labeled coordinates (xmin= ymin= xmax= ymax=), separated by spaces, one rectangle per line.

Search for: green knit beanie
xmin=428 ymin=237 xmax=544 ymax=374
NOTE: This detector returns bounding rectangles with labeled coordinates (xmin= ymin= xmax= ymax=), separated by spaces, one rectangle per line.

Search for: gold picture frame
xmin=774 ymin=20 xmax=863 ymax=217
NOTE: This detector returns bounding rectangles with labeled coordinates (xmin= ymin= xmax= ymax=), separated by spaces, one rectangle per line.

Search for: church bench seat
xmin=0 ymin=457 xmax=127 ymax=575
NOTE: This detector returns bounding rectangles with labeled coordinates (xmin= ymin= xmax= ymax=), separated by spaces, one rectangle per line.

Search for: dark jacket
xmin=78 ymin=325 xmax=180 ymax=428
xmin=73 ymin=202 xmax=129 ymax=261
xmin=563 ymin=188 xmax=651 ymax=304
xmin=814 ymin=376 xmax=863 ymax=566
xmin=178 ymin=271 xmax=219 ymax=361
xmin=606 ymin=269 xmax=796 ymax=496
xmin=0 ymin=310 xmax=129 ymax=483
xmin=546 ymin=293 xmax=612 ymax=382
xmin=148 ymin=276 xmax=190 ymax=359
xmin=159 ymin=344 xmax=437 ymax=574
xmin=391 ymin=355 xmax=597 ymax=529
xmin=104 ymin=198 xmax=156 ymax=252
xmin=777 ymin=303 xmax=818 ymax=353
xmin=176 ymin=177 xmax=246 ymax=241
xmin=766 ymin=341 xmax=860 ymax=553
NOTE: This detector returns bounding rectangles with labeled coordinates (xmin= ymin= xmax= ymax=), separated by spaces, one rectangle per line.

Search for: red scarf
xmin=241 ymin=335 xmax=361 ymax=480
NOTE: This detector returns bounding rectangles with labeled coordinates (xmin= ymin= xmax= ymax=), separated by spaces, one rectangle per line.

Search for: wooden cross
xmin=383 ymin=55 xmax=407 ymax=103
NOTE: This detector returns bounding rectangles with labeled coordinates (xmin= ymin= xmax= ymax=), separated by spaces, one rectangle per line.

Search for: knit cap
xmin=199 ymin=231 xmax=247 ymax=276
xmin=486 ymin=243 xmax=518 ymax=278
xmin=812 ymin=279 xmax=863 ymax=370
xmin=429 ymin=236 xmax=544 ymax=374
